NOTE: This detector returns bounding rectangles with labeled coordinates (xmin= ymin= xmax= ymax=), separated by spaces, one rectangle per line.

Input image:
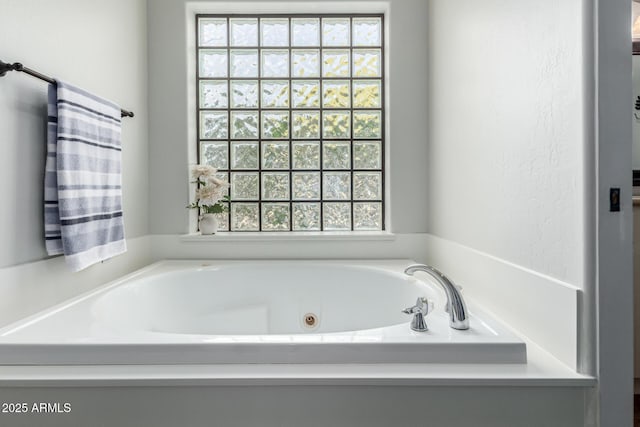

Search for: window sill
xmin=180 ymin=231 xmax=396 ymax=242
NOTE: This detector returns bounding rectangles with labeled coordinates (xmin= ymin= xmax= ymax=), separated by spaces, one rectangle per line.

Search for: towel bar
xmin=0 ymin=59 xmax=134 ymax=118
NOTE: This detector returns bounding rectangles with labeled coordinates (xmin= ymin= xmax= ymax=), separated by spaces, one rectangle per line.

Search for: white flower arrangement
xmin=187 ymin=164 xmax=230 ymax=214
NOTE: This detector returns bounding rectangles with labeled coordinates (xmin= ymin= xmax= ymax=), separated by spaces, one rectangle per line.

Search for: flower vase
xmin=199 ymin=214 xmax=219 ymax=235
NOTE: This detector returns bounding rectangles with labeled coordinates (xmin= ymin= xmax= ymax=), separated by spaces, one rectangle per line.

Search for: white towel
xmin=44 ymin=81 xmax=126 ymax=271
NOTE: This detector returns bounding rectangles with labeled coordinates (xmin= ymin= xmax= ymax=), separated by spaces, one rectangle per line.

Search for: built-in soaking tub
xmin=0 ymin=260 xmax=526 ymax=365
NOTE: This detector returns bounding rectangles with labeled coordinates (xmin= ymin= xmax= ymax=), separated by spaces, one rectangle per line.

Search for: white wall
xmin=148 ymin=0 xmax=429 ymax=235
xmin=426 ymin=0 xmax=586 ymax=287
xmin=0 ymin=0 xmax=152 ymax=325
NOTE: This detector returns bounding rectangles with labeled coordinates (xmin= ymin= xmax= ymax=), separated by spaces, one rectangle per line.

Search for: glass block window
xmin=197 ymin=14 xmax=384 ymax=231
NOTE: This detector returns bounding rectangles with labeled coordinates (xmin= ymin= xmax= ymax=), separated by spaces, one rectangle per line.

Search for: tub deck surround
xmin=0 ymin=339 xmax=595 ymax=387
xmin=0 ymin=260 xmax=526 ymax=365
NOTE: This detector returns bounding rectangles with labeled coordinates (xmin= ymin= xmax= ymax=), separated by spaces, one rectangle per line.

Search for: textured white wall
xmin=0 ymin=0 xmax=149 ymax=268
xmin=426 ymin=0 xmax=586 ymax=286
xmin=148 ymin=0 xmax=429 ymax=234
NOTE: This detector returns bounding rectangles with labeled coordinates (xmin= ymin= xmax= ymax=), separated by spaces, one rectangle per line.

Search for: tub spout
xmin=404 ymin=264 xmax=469 ymax=330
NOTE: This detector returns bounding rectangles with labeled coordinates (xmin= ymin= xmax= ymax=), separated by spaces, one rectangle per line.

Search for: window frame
xmin=195 ymin=13 xmax=386 ymax=232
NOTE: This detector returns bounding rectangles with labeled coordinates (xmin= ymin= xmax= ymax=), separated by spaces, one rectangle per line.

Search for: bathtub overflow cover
xmin=303 ymin=313 xmax=318 ymax=328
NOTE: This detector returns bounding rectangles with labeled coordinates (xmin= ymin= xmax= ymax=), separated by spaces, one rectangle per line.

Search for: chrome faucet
xmin=404 ymin=264 xmax=470 ymax=330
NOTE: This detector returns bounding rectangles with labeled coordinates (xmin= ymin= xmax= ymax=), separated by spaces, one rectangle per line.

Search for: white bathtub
xmin=0 ymin=260 xmax=526 ymax=364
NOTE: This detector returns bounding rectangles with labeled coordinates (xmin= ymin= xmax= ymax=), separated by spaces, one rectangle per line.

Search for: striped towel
xmin=44 ymin=86 xmax=63 ymax=255
xmin=44 ymin=82 xmax=126 ymax=271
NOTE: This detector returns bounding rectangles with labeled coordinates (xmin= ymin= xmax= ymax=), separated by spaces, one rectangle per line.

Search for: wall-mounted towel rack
xmin=0 ymin=59 xmax=134 ymax=118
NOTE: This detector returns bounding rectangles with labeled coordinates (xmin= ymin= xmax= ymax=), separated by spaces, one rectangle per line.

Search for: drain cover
xmin=303 ymin=313 xmax=318 ymax=328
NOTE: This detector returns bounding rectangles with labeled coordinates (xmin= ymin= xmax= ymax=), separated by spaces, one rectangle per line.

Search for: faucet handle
xmin=402 ymin=297 xmax=433 ymax=332
xmin=402 ymin=297 xmax=431 ymax=315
